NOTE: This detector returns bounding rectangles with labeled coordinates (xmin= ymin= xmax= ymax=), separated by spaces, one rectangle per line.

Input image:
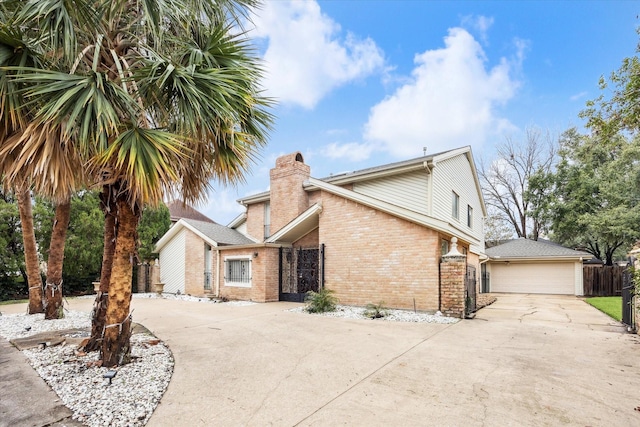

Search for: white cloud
xmin=198 ymin=189 xmax=246 ymax=225
xmin=570 ymin=91 xmax=588 ymax=102
xmin=320 ymin=141 xmax=374 ymax=162
xmin=461 ymin=15 xmax=494 ymax=45
xmin=251 ymin=0 xmax=385 ymax=109
xmin=363 ymin=27 xmax=521 ymax=158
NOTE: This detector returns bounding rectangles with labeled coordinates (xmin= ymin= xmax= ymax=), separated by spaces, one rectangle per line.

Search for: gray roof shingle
xmin=486 ymin=238 xmax=592 ymax=259
xmin=183 ymin=219 xmax=254 ymax=246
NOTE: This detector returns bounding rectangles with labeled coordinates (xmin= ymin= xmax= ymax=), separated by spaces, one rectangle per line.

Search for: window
xmin=467 ymin=205 xmax=473 ymax=228
xmin=264 ymin=202 xmax=271 ymax=239
xmin=204 ymin=244 xmax=212 ymax=291
xmin=452 ymin=191 xmax=459 ymax=220
xmin=224 ymin=257 xmax=251 ymax=287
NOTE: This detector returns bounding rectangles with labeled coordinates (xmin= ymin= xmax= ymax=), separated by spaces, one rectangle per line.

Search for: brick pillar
xmin=269 ymin=152 xmax=310 ymax=234
xmin=440 ymin=237 xmax=466 ymax=318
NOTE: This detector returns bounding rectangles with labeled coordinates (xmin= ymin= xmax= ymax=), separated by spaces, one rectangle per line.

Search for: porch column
xmin=440 ymin=237 xmax=466 ymax=318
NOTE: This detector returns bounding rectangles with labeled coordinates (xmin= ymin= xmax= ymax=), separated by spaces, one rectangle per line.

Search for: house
xmin=485 ymin=238 xmax=592 ymax=295
xmin=156 ymin=147 xmax=487 ymax=315
xmin=166 ymin=199 xmax=216 ymax=225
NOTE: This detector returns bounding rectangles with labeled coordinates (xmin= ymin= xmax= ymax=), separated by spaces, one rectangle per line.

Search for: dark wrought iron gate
xmin=279 ymin=245 xmax=324 ymax=302
xmin=465 ymin=265 xmax=477 ymax=316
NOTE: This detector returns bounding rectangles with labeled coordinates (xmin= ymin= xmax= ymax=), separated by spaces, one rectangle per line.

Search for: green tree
xmin=35 ymin=192 xmax=105 ymax=293
xmin=1 ymin=0 xmax=272 ymax=366
xmin=137 ymin=204 xmax=171 ymax=262
xmin=548 ymin=129 xmax=640 ymax=265
xmin=0 ymin=189 xmax=27 ymax=299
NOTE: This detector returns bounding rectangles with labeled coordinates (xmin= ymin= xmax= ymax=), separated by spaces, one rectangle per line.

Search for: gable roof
xmin=166 ymin=200 xmax=215 ymax=223
xmin=155 ymin=218 xmax=254 ymax=252
xmin=265 ymin=203 xmax=321 ymax=244
xmin=237 ymin=146 xmax=485 ymax=215
xmin=486 ymin=238 xmax=592 ymax=260
xmin=183 ymin=219 xmax=254 ymax=245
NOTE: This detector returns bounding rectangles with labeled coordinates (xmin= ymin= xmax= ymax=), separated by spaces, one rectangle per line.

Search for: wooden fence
xmin=583 ymin=266 xmax=626 ymax=296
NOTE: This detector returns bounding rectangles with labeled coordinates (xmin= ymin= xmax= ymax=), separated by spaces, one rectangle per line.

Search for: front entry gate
xmin=279 ymin=245 xmax=324 ymax=302
xmin=465 ymin=265 xmax=477 ymax=316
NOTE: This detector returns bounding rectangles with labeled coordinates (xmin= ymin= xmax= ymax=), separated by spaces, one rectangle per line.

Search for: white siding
xmin=490 ymin=262 xmax=576 ymax=294
xmin=235 ymin=221 xmax=248 ymax=236
xmin=431 ymin=155 xmax=484 ymax=246
xmin=159 ymin=228 xmax=186 ymax=294
xmin=352 ymin=170 xmax=430 ymax=215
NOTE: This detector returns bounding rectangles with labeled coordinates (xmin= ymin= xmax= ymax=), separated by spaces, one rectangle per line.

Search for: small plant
xmin=364 ymin=301 xmax=387 ymax=319
xmin=305 ymin=288 xmax=338 ymax=313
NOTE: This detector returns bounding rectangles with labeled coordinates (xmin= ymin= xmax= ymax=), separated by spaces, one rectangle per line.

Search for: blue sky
xmin=198 ymin=0 xmax=640 ymax=224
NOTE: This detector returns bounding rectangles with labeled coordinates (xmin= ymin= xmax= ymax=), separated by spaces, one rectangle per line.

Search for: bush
xmin=305 ymin=288 xmax=338 ymax=313
xmin=364 ymin=301 xmax=387 ymax=319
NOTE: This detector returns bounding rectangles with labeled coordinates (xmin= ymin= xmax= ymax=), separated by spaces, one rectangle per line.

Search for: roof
xmin=183 ymin=219 xmax=254 ymax=246
xmin=155 ymin=218 xmax=254 ymax=252
xmin=486 ymin=238 xmax=592 ymax=260
xmin=166 ymin=200 xmax=215 ymax=223
xmin=237 ymin=146 xmax=486 ymax=216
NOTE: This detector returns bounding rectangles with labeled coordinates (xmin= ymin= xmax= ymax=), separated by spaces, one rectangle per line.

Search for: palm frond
xmin=0 ymin=120 xmax=86 ymax=201
xmin=93 ymin=127 xmax=188 ymax=205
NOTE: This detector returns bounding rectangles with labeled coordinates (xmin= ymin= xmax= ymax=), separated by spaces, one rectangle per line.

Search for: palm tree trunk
xmin=44 ymin=199 xmax=71 ymax=319
xmin=17 ymin=187 xmax=43 ymax=314
xmin=84 ymin=185 xmax=117 ymax=352
xmin=101 ymin=196 xmax=138 ymax=367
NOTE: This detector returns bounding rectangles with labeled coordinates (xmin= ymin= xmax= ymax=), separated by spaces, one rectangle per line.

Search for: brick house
xmin=156 ymin=146 xmax=487 ymax=315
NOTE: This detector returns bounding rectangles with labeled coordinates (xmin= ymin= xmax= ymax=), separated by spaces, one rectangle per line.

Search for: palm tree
xmin=0 ymin=10 xmax=85 ymax=318
xmin=2 ymin=0 xmax=272 ymax=366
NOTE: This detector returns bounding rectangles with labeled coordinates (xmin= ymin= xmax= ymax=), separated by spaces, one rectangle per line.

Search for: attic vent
xmin=295 ymin=153 xmax=304 ymax=163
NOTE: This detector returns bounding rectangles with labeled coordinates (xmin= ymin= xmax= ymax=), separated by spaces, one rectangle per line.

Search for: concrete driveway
xmin=4 ymin=293 xmax=639 ymax=426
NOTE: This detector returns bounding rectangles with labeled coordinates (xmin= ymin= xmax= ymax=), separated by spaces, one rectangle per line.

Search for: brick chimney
xmin=269 ymin=152 xmax=310 ymax=233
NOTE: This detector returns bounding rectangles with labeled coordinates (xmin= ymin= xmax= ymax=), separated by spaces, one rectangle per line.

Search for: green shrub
xmin=364 ymin=301 xmax=387 ymax=319
xmin=305 ymin=288 xmax=338 ymax=313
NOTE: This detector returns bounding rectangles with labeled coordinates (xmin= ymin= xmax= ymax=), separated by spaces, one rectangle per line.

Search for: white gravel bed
xmin=290 ymin=305 xmax=460 ymax=324
xmin=77 ymin=292 xmax=258 ymax=306
xmin=0 ymin=311 xmax=173 ymax=427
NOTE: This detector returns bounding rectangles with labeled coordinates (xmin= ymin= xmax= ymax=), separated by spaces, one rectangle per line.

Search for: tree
xmin=478 ymin=127 xmax=557 ymax=240
xmin=0 ymin=189 xmax=27 ymax=299
xmin=35 ymin=192 xmax=104 ymax=293
xmin=137 ymin=204 xmax=171 ymax=262
xmin=0 ymin=4 xmax=85 ymax=318
xmin=547 ymin=129 xmax=640 ymax=265
xmin=2 ymin=0 xmax=272 ymax=366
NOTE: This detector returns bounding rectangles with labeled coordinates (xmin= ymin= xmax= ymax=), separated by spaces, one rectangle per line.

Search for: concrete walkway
xmin=1 ymin=294 xmax=639 ymax=426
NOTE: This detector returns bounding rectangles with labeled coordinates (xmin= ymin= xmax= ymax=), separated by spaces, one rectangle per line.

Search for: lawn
xmin=586 ymin=297 xmax=622 ymax=321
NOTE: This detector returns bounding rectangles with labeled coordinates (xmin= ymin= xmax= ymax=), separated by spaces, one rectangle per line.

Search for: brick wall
xmin=293 ymin=228 xmax=319 ymax=248
xmin=184 ymin=229 xmax=205 ymax=296
xmin=270 ymin=153 xmax=310 ymax=233
xmin=439 ymin=256 xmax=466 ymax=318
xmin=318 ymin=191 xmax=440 ymax=311
xmin=245 ymin=203 xmax=265 ymax=242
xmin=217 ymin=247 xmax=280 ymax=302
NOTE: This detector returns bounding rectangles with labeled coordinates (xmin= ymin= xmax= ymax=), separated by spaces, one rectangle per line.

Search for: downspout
xmin=423 ymin=160 xmax=434 ymax=216
xmin=215 ymin=249 xmax=220 ymax=298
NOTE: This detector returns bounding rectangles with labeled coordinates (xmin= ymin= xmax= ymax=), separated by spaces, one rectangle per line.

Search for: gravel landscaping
xmin=290 ymin=304 xmax=460 ymax=324
xmin=0 ymin=309 xmax=173 ymax=427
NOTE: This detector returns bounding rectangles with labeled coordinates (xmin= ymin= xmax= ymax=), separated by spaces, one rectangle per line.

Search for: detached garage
xmin=486 ymin=239 xmax=592 ymax=296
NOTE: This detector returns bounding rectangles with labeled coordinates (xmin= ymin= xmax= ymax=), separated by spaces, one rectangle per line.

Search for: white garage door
xmin=490 ymin=262 xmax=575 ymax=294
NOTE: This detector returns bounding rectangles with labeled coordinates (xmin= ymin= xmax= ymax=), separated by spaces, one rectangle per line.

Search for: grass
xmin=586 ymin=296 xmax=622 ymax=321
